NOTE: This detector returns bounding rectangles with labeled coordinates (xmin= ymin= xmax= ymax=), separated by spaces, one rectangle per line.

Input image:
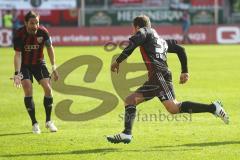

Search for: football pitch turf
xmin=0 ymin=45 xmax=240 ymax=160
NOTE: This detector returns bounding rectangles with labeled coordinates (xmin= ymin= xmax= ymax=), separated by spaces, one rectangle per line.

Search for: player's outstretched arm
xmin=112 ymin=30 xmax=146 ymax=74
xmin=111 ymin=41 xmax=137 ymax=74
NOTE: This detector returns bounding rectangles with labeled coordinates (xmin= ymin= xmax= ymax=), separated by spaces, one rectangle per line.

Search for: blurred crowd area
xmin=1 ymin=0 xmax=240 ymax=46
xmin=1 ymin=0 xmax=240 ymax=28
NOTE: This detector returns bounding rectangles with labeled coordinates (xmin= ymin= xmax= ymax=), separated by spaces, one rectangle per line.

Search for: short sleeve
xmin=13 ymin=32 xmax=22 ymax=52
xmin=40 ymin=26 xmax=52 ymax=47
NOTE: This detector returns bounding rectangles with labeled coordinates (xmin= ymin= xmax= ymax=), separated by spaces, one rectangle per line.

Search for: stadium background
xmin=0 ymin=0 xmax=240 ymax=46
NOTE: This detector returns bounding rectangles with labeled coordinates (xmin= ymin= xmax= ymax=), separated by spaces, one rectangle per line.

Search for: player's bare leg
xmin=107 ymin=92 xmax=145 ymax=144
xmin=162 ymin=99 xmax=181 ymax=114
xmin=124 ymin=92 xmax=146 ymax=106
xmin=39 ymin=78 xmax=57 ymax=132
xmin=22 ymin=79 xmax=33 ymax=97
xmin=22 ymin=79 xmax=40 ymax=134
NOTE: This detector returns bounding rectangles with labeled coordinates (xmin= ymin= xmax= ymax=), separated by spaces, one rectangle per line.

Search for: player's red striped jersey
xmin=116 ymin=27 xmax=188 ymax=78
xmin=13 ymin=26 xmax=52 ymax=65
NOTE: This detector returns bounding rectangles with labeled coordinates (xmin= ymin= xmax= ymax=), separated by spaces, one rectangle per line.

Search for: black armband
xmin=14 ymin=71 xmax=20 ymax=75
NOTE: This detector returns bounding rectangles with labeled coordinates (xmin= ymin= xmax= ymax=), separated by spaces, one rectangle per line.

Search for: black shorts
xmin=136 ymin=70 xmax=175 ymax=102
xmin=21 ymin=64 xmax=50 ymax=83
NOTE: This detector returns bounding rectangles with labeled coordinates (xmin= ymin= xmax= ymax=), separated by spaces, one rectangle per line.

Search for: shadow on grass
xmin=0 ymin=147 xmax=202 ymax=158
xmin=2 ymin=140 xmax=238 ymax=157
xmin=153 ymin=140 xmax=240 ymax=148
xmin=0 ymin=132 xmax=32 ymax=137
xmin=0 ymin=131 xmax=53 ymax=137
xmin=0 ymin=148 xmax=120 ymax=157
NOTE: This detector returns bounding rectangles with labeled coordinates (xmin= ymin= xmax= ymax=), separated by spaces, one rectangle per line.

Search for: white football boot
xmin=32 ymin=123 xmax=41 ymax=134
xmin=213 ymin=101 xmax=229 ymax=124
xmin=106 ymin=133 xmax=132 ymax=144
xmin=46 ymin=121 xmax=58 ymax=132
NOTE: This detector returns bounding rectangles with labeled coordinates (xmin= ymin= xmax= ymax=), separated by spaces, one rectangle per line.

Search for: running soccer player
xmin=106 ymin=15 xmax=229 ymax=144
xmin=13 ymin=11 xmax=59 ymax=134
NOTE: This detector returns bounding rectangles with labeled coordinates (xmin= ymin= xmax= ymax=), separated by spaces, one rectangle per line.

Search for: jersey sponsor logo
xmin=24 ymin=45 xmax=40 ymax=51
xmin=37 ymin=37 xmax=43 ymax=43
xmin=217 ymin=26 xmax=240 ymax=44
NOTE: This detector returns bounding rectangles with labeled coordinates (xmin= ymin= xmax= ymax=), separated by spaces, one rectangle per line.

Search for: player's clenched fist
xmin=179 ymin=73 xmax=189 ymax=84
xmin=111 ymin=61 xmax=120 ymax=73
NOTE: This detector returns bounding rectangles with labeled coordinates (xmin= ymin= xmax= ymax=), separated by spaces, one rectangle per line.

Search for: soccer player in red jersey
xmin=13 ymin=11 xmax=59 ymax=134
xmin=107 ymin=15 xmax=229 ymax=144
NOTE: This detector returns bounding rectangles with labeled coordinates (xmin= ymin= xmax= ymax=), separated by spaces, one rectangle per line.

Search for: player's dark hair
xmin=133 ymin=15 xmax=151 ymax=28
xmin=24 ymin=11 xmax=39 ymax=22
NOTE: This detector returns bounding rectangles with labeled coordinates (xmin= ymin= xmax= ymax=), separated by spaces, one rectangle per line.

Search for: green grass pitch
xmin=0 ymin=45 xmax=240 ymax=160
